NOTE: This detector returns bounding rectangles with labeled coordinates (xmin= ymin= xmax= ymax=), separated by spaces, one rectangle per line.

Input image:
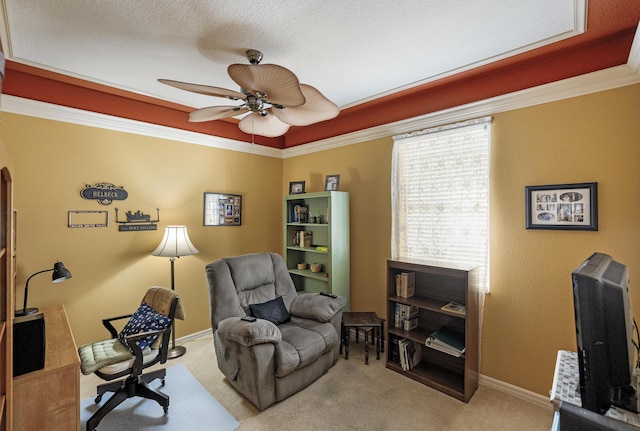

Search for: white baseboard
xmin=176 ymin=328 xmax=212 ymax=343
xmin=479 ymin=374 xmax=553 ymax=410
xmin=181 ymin=328 xmax=554 ymax=410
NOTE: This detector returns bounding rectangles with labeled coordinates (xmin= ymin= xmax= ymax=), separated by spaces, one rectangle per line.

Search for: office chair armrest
xmin=122 ymin=326 xmax=171 ymax=376
xmin=102 ymin=314 xmax=134 ymax=338
xmin=217 ymin=317 xmax=282 ymax=346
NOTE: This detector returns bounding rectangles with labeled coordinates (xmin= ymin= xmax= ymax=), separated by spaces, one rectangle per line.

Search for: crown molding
xmin=0 ymin=95 xmax=282 ymax=158
xmin=282 ymin=63 xmax=640 ymax=158
xmin=629 ymin=21 xmax=640 ymax=76
xmin=2 ymin=62 xmax=639 ymax=160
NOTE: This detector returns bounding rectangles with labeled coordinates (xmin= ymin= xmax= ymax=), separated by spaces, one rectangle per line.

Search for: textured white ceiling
xmin=1 ymin=0 xmax=584 ymax=113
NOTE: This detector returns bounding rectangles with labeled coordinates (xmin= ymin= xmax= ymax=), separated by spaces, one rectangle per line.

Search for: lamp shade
xmin=52 ymin=261 xmax=72 ymax=282
xmin=151 ymin=226 xmax=199 ymax=258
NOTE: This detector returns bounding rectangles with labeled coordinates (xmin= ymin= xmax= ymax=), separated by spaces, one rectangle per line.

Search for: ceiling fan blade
xmin=158 ymin=79 xmax=246 ymax=100
xmin=238 ymin=110 xmax=290 ymax=138
xmin=271 ymin=84 xmax=340 ymax=126
xmin=189 ymin=106 xmax=247 ymax=122
xmin=228 ymin=64 xmax=306 ymax=107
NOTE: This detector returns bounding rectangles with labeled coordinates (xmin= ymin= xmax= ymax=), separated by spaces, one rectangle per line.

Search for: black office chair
xmin=78 ymin=286 xmax=184 ymax=431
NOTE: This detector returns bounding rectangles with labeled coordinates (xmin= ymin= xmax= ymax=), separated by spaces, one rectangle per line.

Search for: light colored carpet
xmin=81 ymin=332 xmax=554 ymax=431
xmin=80 ymin=363 xmax=239 ymax=431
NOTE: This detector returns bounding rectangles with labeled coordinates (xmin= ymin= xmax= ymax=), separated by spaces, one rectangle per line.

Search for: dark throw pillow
xmin=118 ymin=302 xmax=172 ymax=350
xmin=249 ymin=296 xmax=290 ymax=325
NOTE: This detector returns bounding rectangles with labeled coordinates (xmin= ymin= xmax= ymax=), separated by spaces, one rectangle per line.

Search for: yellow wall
xmin=0 ymin=114 xmax=283 ymax=345
xmin=283 ymin=84 xmax=640 ymax=396
xmin=485 ymin=84 xmax=640 ymax=395
xmin=2 ymin=82 xmax=639 ymax=397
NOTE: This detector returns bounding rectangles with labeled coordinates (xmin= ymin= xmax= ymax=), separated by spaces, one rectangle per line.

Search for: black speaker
xmin=13 ymin=312 xmax=46 ymax=377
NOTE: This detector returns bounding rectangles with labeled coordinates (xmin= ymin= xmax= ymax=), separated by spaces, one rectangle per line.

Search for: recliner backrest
xmin=206 ymin=252 xmax=297 ymax=329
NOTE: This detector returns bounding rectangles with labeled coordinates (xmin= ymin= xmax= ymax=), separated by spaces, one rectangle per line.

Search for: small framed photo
xmin=289 ymin=181 xmax=306 ymax=195
xmin=525 ymin=182 xmax=598 ymax=231
xmin=204 ymin=192 xmax=242 ymax=226
xmin=324 ymin=174 xmax=340 ymax=191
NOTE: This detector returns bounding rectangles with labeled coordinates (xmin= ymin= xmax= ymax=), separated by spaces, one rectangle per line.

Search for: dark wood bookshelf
xmin=386 ymin=258 xmax=479 ymax=402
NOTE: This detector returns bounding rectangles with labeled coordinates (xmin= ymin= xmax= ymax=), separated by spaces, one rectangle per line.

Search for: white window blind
xmin=392 ymin=117 xmax=491 ymax=292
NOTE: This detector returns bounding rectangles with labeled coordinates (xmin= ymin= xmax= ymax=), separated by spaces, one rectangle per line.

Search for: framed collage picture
xmin=203 ymin=192 xmax=242 ymax=226
xmin=525 ymin=182 xmax=598 ymax=231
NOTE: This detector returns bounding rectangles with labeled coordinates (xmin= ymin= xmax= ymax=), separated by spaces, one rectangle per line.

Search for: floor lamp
xmin=151 ymin=225 xmax=199 ymax=359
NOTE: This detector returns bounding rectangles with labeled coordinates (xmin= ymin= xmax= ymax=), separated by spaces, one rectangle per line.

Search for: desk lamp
xmin=15 ymin=261 xmax=72 ymax=317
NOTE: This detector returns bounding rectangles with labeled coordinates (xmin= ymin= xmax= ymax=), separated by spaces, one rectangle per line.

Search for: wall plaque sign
xmin=115 ymin=208 xmax=159 ymax=231
xmin=81 ymin=182 xmax=129 ymax=205
xmin=68 ymin=210 xmax=109 ymax=228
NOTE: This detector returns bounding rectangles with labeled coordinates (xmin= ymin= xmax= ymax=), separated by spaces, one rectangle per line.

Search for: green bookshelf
xmin=284 ymin=191 xmax=350 ymax=310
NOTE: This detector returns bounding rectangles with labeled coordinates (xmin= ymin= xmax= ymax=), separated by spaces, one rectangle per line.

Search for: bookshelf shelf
xmin=386 ymin=259 xmax=479 ymax=402
xmin=284 ymin=191 xmax=350 ymax=310
xmin=285 ymin=246 xmax=329 ymax=254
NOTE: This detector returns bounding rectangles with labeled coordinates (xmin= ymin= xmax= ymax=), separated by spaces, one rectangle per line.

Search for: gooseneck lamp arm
xmin=16 ymin=261 xmax=72 ymax=317
xmin=21 ymin=268 xmax=53 ymax=316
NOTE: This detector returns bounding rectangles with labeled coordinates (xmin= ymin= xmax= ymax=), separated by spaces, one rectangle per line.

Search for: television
xmin=572 ymin=252 xmax=638 ymax=414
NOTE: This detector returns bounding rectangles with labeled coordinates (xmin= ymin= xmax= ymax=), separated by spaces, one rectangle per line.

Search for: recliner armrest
xmin=217 ymin=317 xmax=282 ymax=346
xmin=290 ymin=293 xmax=346 ymax=322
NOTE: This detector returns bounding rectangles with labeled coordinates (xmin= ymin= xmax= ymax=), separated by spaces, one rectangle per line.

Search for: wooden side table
xmin=341 ymin=312 xmax=385 ymax=365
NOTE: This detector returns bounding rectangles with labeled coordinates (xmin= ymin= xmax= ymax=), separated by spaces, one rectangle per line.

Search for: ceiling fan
xmin=158 ymin=49 xmax=340 ymax=138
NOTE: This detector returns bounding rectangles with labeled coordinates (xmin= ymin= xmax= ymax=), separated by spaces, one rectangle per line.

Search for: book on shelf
xmin=394 ymin=303 xmax=419 ymax=328
xmin=291 ymin=204 xmax=309 ymax=223
xmin=395 ymin=272 xmax=415 ymax=297
xmin=299 ymin=231 xmax=313 ymax=247
xmin=389 ymin=335 xmax=401 ymax=364
xmin=403 ymin=317 xmax=418 ymax=331
xmin=440 ymin=301 xmax=466 ymax=316
xmin=425 ymin=327 xmax=465 ymax=357
xmin=398 ymin=338 xmax=422 ymax=371
xmin=425 ymin=340 xmax=465 ymax=357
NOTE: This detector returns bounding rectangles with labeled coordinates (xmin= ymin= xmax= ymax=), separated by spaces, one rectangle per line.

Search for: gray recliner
xmin=205 ymin=252 xmax=346 ymax=410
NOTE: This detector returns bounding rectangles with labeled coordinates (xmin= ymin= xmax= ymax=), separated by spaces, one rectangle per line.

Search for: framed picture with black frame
xmin=525 ymin=182 xmax=598 ymax=231
xmin=203 ymin=192 xmax=242 ymax=226
xmin=324 ymin=174 xmax=340 ymax=191
xmin=289 ymin=181 xmax=305 ymax=195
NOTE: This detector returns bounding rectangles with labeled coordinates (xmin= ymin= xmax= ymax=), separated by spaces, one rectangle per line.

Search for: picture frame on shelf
xmin=324 ymin=174 xmax=340 ymax=191
xmin=289 ymin=181 xmax=306 ymax=195
xmin=525 ymin=182 xmax=597 ymax=231
xmin=203 ymin=192 xmax=242 ymax=226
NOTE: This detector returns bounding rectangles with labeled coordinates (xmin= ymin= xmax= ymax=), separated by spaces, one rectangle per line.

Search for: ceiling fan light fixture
xmin=239 ymin=110 xmax=290 ymax=137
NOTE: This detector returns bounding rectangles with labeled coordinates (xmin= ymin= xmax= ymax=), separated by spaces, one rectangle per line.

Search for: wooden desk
xmin=13 ymin=305 xmax=80 ymax=431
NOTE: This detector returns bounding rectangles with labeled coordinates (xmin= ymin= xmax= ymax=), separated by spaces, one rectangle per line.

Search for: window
xmin=392 ymin=117 xmax=491 ymax=292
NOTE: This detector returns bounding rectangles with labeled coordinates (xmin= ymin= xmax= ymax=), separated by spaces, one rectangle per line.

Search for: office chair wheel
xmin=161 ymin=378 xmax=166 ymax=385
xmin=95 ymin=394 xmax=102 ymax=403
xmin=163 ymin=406 xmax=169 ymax=413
